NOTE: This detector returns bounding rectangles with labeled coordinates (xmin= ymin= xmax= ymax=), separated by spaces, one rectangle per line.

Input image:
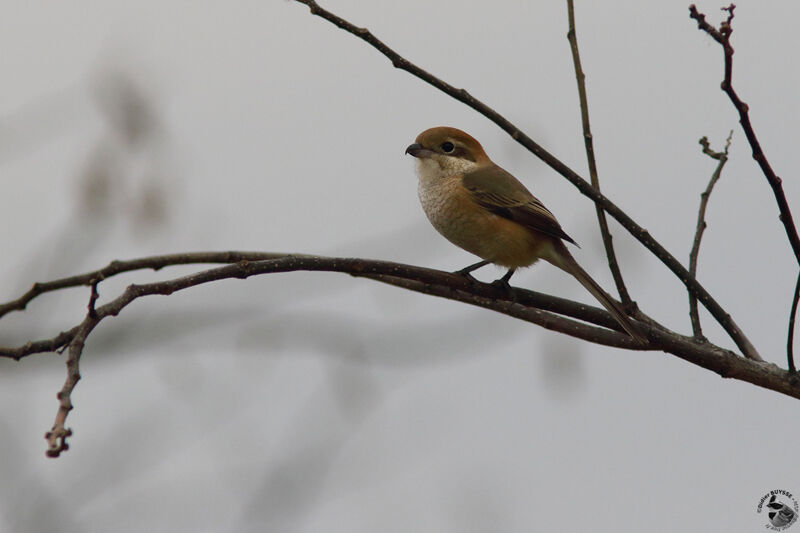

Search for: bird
xmin=405 ymin=126 xmax=645 ymax=343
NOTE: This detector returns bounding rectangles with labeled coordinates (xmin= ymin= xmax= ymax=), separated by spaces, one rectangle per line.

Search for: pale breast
xmin=417 ymin=169 xmax=542 ymax=268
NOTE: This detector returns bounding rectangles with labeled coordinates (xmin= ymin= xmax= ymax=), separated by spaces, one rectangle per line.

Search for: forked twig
xmin=45 ymin=322 xmax=94 ymax=457
xmin=689 ymin=132 xmax=733 ymax=339
xmin=689 ymin=3 xmax=799 ymax=369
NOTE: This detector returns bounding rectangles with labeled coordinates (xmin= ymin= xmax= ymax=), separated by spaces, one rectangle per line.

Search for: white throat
xmin=415 ymin=155 xmax=478 ymax=186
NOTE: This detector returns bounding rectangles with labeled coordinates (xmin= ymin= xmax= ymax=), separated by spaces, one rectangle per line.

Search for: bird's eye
xmin=441 ymin=141 xmax=455 ymax=153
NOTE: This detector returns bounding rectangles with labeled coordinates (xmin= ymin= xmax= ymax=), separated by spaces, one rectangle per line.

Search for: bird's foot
xmin=490 ymin=279 xmax=517 ymax=301
xmin=490 ymin=269 xmax=517 ymax=300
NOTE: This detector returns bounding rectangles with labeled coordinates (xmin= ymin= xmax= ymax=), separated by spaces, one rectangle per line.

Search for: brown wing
xmin=462 ymin=165 xmax=577 ymax=245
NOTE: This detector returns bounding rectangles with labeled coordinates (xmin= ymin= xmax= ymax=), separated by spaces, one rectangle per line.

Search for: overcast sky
xmin=1 ymin=1 xmax=799 ymax=532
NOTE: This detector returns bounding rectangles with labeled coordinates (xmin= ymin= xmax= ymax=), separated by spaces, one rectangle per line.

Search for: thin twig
xmin=566 ymin=0 xmax=631 ymax=305
xmin=689 ymin=132 xmax=733 ymax=339
xmin=87 ymin=279 xmax=100 ymax=318
xmin=789 ymin=272 xmax=800 ymax=372
xmin=45 ymin=320 xmax=95 ymax=457
xmin=292 ymin=0 xmax=760 ymax=360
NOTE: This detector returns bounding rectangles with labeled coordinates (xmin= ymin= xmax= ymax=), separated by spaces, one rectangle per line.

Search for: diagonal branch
xmin=292 ymin=0 xmax=760 ymax=360
xmin=566 ymin=0 xmax=631 ymax=305
xmin=689 ymin=132 xmax=733 ymax=339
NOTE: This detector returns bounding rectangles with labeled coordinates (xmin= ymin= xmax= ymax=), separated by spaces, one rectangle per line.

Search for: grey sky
xmin=1 ymin=1 xmax=798 ymax=531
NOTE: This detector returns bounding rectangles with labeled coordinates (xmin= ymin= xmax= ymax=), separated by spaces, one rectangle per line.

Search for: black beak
xmin=405 ymin=143 xmax=427 ymax=157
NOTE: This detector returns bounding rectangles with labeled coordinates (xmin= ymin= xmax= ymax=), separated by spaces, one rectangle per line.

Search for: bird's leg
xmin=499 ymin=268 xmax=516 ymax=284
xmin=455 ymin=260 xmax=490 ymax=282
xmin=492 ymin=268 xmax=516 ymax=287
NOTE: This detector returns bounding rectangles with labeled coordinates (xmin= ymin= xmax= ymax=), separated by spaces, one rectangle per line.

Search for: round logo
xmin=758 ymin=490 xmax=799 ymax=530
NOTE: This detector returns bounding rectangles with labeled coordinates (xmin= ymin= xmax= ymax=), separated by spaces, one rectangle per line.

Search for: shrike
xmin=406 ymin=126 xmax=644 ymax=343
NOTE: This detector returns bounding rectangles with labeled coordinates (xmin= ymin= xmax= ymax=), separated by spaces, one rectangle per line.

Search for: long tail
xmin=546 ymin=245 xmax=646 ymax=344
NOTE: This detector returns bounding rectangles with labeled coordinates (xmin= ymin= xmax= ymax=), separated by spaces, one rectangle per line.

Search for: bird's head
xmin=405 ymin=127 xmax=490 ymax=176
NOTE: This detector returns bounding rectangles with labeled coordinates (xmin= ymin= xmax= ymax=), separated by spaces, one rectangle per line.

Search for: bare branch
xmin=5 ymin=252 xmax=653 ymax=455
xmin=0 ymin=253 xmax=649 ymax=362
xmin=0 ymin=251 xmax=797 ymax=457
xmin=689 ymin=132 xmax=733 ymax=339
xmin=566 ymin=0 xmax=631 ymax=306
xmin=292 ymin=0 xmax=760 ymax=360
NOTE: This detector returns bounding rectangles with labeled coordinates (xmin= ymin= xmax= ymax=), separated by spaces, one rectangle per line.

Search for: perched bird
xmin=406 ymin=126 xmax=645 ymax=343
